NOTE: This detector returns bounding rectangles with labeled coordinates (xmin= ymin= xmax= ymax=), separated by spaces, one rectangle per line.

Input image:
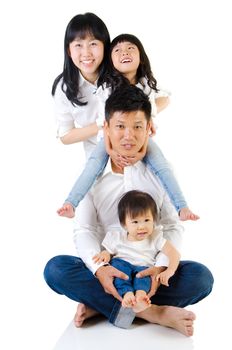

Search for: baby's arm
xmin=156 ymin=240 xmax=180 ymax=286
xmin=92 ymin=250 xmax=111 ymax=264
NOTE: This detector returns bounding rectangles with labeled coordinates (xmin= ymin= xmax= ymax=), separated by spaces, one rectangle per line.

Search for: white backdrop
xmin=0 ymin=1 xmax=231 ymax=349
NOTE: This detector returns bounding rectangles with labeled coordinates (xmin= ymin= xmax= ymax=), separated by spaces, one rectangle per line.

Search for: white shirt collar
xmin=79 ymin=72 xmax=98 ymax=88
xmin=102 ymin=158 xmax=146 ymax=177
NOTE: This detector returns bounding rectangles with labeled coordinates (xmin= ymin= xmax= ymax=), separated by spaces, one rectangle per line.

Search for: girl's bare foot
xmin=57 ymin=203 xmax=75 ymax=218
xmin=122 ymin=292 xmax=136 ymax=308
xmin=74 ymin=303 xmax=99 ymax=327
xmin=136 ymin=305 xmax=196 ymax=337
xmin=133 ymin=290 xmax=151 ymax=313
xmin=179 ymin=207 xmax=200 ymax=221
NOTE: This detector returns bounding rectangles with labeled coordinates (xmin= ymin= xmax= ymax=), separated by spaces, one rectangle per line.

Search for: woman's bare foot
xmin=132 ymin=290 xmax=151 ymax=313
xmin=122 ymin=292 xmax=136 ymax=308
xmin=74 ymin=303 xmax=99 ymax=327
xmin=57 ymin=203 xmax=75 ymax=218
xmin=179 ymin=207 xmax=200 ymax=221
xmin=136 ymin=305 xmax=196 ymax=337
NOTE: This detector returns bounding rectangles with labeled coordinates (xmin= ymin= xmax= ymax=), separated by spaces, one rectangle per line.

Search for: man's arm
xmin=155 ymin=191 xmax=184 ymax=267
xmin=73 ymin=192 xmax=106 ymax=274
xmin=73 ymin=193 xmax=128 ymax=301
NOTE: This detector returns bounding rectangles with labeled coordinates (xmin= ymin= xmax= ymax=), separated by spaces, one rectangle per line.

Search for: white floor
xmin=53 ymin=290 xmax=225 ymax=350
xmin=54 ymin=317 xmax=194 ymax=350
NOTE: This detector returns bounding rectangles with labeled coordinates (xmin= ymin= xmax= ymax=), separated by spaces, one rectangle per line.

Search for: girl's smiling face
xmin=111 ymin=41 xmax=140 ymax=83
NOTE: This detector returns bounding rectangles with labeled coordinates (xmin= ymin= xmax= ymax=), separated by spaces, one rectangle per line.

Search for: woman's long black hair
xmin=52 ymin=13 xmax=110 ymax=106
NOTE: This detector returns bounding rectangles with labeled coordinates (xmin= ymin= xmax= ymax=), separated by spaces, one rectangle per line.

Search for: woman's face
xmin=69 ymin=34 xmax=104 ymax=83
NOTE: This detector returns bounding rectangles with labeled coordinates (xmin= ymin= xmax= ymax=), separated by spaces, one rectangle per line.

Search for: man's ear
xmin=146 ymin=121 xmax=152 ymax=131
xmin=104 ymin=121 xmax=110 ymax=135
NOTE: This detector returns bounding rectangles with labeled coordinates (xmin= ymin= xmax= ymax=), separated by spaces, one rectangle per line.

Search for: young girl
xmin=93 ymin=190 xmax=180 ymax=313
xmin=57 ymin=33 xmax=199 ymax=221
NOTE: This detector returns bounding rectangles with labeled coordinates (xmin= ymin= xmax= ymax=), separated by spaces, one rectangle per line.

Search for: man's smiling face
xmin=104 ymin=110 xmax=151 ymax=157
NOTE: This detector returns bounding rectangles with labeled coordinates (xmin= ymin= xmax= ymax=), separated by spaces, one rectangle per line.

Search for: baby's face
xmin=125 ymin=210 xmax=154 ymax=241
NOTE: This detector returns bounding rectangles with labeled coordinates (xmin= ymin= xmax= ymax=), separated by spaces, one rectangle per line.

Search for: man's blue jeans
xmin=44 ymin=256 xmax=214 ymax=328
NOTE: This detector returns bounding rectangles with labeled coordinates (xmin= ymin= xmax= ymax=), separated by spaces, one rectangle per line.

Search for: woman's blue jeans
xmin=44 ymin=256 xmax=213 ymax=329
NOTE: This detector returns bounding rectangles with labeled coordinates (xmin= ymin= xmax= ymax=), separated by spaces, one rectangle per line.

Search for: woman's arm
xmin=60 ymin=123 xmax=100 ymax=144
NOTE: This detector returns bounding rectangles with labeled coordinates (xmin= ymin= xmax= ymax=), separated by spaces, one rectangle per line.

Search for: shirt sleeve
xmin=155 ymin=194 xmax=183 ymax=267
xmin=73 ymin=191 xmax=106 ymax=274
xmin=101 ymin=231 xmax=118 ymax=255
xmin=54 ymin=82 xmax=76 ymax=137
xmin=154 ymin=87 xmax=171 ymax=98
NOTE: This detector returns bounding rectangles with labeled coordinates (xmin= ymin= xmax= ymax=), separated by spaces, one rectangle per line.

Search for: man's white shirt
xmin=73 ymin=160 xmax=184 ymax=274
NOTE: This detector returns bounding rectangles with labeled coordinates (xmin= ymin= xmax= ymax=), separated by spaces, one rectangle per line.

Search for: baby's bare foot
xmin=74 ymin=303 xmax=99 ymax=327
xmin=133 ymin=290 xmax=151 ymax=313
xmin=57 ymin=203 xmax=75 ymax=218
xmin=122 ymin=292 xmax=136 ymax=308
xmin=179 ymin=208 xmax=200 ymax=221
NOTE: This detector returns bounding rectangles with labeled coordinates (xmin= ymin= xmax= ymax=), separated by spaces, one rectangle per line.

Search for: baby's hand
xmin=92 ymin=251 xmax=111 ymax=264
xmin=179 ymin=208 xmax=200 ymax=221
xmin=57 ymin=203 xmax=75 ymax=218
xmin=156 ymin=270 xmax=174 ymax=287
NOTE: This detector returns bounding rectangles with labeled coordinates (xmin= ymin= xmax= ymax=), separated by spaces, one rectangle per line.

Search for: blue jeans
xmin=111 ymin=258 xmax=151 ymax=296
xmin=65 ymin=139 xmax=108 ymax=208
xmin=65 ymin=139 xmax=187 ymax=212
xmin=144 ymin=140 xmax=187 ymax=211
xmin=44 ymin=256 xmax=214 ymax=328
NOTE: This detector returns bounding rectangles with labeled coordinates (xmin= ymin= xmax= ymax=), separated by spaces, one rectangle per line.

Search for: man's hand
xmin=95 ymin=265 xmax=129 ymax=302
xmin=136 ymin=266 xmax=166 ymax=298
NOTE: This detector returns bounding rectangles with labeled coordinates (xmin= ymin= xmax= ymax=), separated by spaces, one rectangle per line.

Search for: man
xmin=44 ymin=85 xmax=213 ymax=337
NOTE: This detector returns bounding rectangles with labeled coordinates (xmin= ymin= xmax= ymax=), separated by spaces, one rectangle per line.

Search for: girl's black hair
xmin=104 ymin=34 xmax=158 ymax=92
xmin=52 ymin=13 xmax=110 ymax=106
xmin=118 ymin=190 xmax=158 ymax=226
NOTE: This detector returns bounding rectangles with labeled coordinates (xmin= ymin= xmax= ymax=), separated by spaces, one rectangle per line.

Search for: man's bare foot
xmin=136 ymin=305 xmax=196 ymax=337
xmin=122 ymin=292 xmax=136 ymax=308
xmin=57 ymin=203 xmax=75 ymax=218
xmin=132 ymin=290 xmax=151 ymax=313
xmin=179 ymin=207 xmax=200 ymax=221
xmin=74 ymin=303 xmax=99 ymax=327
